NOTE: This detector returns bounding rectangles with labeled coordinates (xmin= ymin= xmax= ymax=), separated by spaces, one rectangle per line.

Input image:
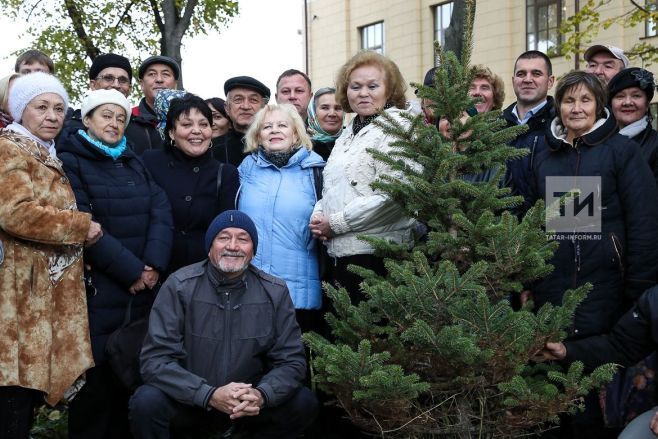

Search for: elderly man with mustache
xmin=129 ymin=210 xmax=318 ymax=439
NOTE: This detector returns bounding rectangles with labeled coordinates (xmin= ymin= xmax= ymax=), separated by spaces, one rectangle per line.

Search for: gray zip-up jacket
xmin=140 ymin=261 xmax=306 ymax=409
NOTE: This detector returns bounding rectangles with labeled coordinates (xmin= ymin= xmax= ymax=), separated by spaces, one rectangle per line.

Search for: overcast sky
xmin=0 ymin=0 xmax=305 ymax=102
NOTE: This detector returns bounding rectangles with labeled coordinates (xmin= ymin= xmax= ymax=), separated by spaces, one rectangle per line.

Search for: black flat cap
xmin=89 ymin=53 xmax=133 ymax=81
xmin=138 ymin=55 xmax=180 ymax=80
xmin=224 ymin=76 xmax=270 ymax=99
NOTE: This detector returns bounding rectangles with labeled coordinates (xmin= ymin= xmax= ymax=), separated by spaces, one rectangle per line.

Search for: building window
xmin=646 ymin=1 xmax=657 ymax=37
xmin=434 ymin=2 xmax=454 ymax=51
xmin=526 ymin=0 xmax=561 ymax=54
xmin=361 ymin=21 xmax=384 ymax=54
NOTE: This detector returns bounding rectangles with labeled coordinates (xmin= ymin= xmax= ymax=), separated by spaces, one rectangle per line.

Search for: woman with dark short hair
xmin=143 ymin=94 xmax=239 ymax=277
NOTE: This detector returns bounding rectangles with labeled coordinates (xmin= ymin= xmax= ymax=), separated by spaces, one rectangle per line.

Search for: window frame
xmin=526 ymin=0 xmax=562 ymax=56
xmin=433 ymin=1 xmax=454 ymax=62
xmin=360 ymin=21 xmax=385 ymax=54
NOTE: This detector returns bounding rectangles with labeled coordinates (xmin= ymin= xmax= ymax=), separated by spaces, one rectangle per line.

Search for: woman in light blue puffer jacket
xmin=238 ymin=103 xmax=325 ymax=332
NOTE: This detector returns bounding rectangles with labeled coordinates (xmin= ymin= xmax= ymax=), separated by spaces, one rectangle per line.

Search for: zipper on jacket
xmin=530 ymin=136 xmax=538 ymax=169
xmin=572 ymin=141 xmax=582 ymax=290
xmin=220 ymin=290 xmax=231 ymax=385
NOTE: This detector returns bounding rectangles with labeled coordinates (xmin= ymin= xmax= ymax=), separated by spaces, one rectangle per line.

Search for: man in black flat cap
xmin=213 ymin=76 xmax=270 ymax=166
xmin=127 ymin=55 xmax=181 ymax=154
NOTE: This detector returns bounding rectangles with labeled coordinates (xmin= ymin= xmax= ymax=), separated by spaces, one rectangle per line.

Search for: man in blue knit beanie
xmin=130 ymin=210 xmax=318 ymax=438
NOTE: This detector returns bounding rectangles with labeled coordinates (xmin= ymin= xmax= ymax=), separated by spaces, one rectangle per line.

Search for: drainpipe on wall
xmin=304 ymin=0 xmax=309 ymax=74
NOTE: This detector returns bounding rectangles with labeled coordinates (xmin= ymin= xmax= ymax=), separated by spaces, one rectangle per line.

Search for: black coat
xmin=311 ymin=138 xmax=335 ymax=161
xmin=211 ymin=128 xmax=249 ymax=166
xmin=125 ymin=99 xmax=165 ymax=154
xmin=564 ymin=285 xmax=658 ymax=371
xmin=529 ymin=113 xmax=658 ymax=339
xmin=142 ymin=148 xmax=239 ymax=276
xmin=502 ymin=97 xmax=556 ymax=211
xmin=630 ymin=124 xmax=658 ymax=188
xmin=58 ymin=132 xmax=174 ymax=362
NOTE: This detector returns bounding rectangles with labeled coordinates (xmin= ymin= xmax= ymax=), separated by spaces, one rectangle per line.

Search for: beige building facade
xmin=304 ymin=0 xmax=657 ymax=108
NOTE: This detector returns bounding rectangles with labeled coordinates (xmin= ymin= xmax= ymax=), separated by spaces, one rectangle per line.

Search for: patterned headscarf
xmin=155 ymin=89 xmax=187 ymax=139
xmin=307 ymin=87 xmax=344 ymax=143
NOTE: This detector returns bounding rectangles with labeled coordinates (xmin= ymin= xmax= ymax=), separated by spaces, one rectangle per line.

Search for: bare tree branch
xmin=148 ymin=0 xmax=164 ymax=34
xmin=630 ymin=0 xmax=651 ymax=14
xmin=62 ymin=0 xmax=100 ymax=60
xmin=114 ymin=0 xmax=138 ymax=30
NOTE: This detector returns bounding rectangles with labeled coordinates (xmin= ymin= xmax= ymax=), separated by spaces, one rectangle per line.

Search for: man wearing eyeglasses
xmin=213 ymin=76 xmax=270 ymax=166
xmin=56 ymin=53 xmax=135 ymax=151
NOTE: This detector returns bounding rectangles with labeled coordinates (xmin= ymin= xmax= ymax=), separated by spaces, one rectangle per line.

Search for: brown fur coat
xmin=0 ymin=130 xmax=94 ymax=405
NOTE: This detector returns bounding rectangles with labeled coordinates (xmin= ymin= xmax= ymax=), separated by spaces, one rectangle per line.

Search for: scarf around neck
xmin=259 ymin=146 xmax=299 ymax=168
xmin=78 ymin=129 xmax=127 ymax=160
xmin=619 ymin=116 xmax=649 ymax=139
xmin=352 ymin=103 xmax=394 ymax=135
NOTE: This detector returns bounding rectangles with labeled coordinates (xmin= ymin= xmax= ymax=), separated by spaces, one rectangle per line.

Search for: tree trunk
xmin=160 ymin=0 xmax=199 ymax=89
xmin=443 ymin=0 xmax=475 ymax=61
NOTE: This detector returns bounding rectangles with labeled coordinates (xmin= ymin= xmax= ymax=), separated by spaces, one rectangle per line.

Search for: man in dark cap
xmin=56 ymin=53 xmax=135 ymax=150
xmin=213 ymin=76 xmax=270 ymax=166
xmin=129 ymin=210 xmax=318 ymax=438
xmin=127 ymin=55 xmax=181 ymax=154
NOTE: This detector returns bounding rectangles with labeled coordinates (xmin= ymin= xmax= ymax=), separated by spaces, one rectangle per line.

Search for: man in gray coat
xmin=129 ymin=210 xmax=318 ymax=438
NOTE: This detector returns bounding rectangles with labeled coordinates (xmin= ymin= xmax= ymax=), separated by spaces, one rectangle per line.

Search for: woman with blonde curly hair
xmin=239 ymin=103 xmax=326 ymax=331
xmin=309 ymin=51 xmax=416 ymax=302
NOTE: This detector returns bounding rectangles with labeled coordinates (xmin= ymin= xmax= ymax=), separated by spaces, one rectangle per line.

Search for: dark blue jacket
xmin=564 ymin=285 xmax=658 ymax=370
xmin=142 ymin=148 xmax=239 ymax=276
xmin=58 ymin=131 xmax=173 ymax=362
xmin=528 ymin=112 xmax=658 ymax=340
xmin=503 ymin=97 xmax=555 ymax=211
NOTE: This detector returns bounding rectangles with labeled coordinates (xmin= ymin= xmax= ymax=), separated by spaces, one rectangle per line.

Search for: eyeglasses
xmin=96 ymin=74 xmax=131 ymax=85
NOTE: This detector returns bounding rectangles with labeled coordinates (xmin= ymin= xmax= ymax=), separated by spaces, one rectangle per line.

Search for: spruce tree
xmin=304 ymin=1 xmax=616 ymax=437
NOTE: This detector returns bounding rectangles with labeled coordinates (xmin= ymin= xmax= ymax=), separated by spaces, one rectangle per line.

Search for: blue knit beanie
xmin=205 ymin=210 xmax=258 ymax=254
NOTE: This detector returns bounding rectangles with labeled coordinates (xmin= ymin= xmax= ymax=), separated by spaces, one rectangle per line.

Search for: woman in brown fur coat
xmin=0 ymin=72 xmax=102 ymax=438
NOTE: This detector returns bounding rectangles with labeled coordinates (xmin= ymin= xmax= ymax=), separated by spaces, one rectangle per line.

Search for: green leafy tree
xmin=304 ymin=1 xmax=616 ymax=437
xmin=1 ymin=0 xmax=238 ymax=100
xmin=560 ymin=0 xmax=658 ymax=66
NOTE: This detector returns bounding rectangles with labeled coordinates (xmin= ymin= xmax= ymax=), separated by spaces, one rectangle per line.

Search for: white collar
xmin=7 ymin=122 xmax=57 ymax=158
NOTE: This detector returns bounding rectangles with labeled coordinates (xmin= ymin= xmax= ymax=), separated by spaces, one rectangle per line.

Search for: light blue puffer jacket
xmin=238 ymin=147 xmax=325 ymax=310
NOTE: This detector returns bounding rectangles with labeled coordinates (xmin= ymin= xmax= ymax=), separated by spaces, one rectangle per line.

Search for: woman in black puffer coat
xmin=142 ymin=94 xmax=239 ymax=277
xmin=57 ymin=89 xmax=173 ymax=439
xmin=527 ymin=71 xmax=658 ymax=438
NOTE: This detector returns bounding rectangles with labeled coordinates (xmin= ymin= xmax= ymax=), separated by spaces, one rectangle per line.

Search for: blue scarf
xmin=78 ymin=129 xmax=127 ymax=160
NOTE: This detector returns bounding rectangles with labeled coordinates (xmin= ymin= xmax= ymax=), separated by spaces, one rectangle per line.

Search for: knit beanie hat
xmin=80 ymin=89 xmax=132 ymax=128
xmin=205 ymin=210 xmax=259 ymax=254
xmin=89 ymin=53 xmax=133 ymax=82
xmin=9 ymin=72 xmax=69 ymax=123
xmin=608 ymin=67 xmax=656 ymax=104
